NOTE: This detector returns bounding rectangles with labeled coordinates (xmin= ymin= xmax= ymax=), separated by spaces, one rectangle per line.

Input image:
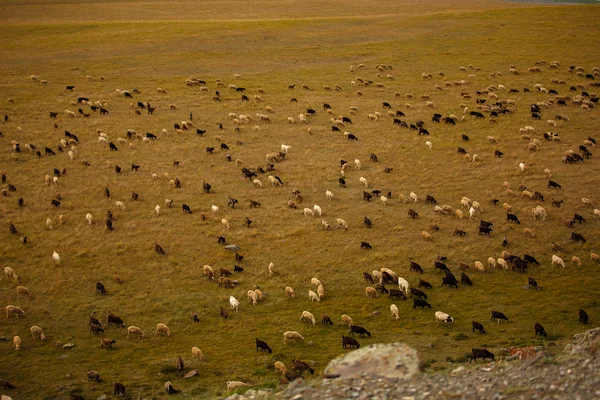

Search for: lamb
xmin=519 ymin=162 xmax=526 ymax=172
xmin=86 ymin=213 xmax=93 ymax=225
xmin=46 ymin=218 xmax=53 ymax=230
xmin=359 ymin=177 xmax=368 ymax=188
xmin=192 ymin=346 xmax=205 ymax=361
xmin=4 ymin=267 xmax=17 ymax=280
xmin=127 ymin=326 xmax=145 ymax=338
xmin=313 ymin=204 xmax=322 ymax=216
xmin=326 ymin=190 xmax=334 ymax=200
xmin=285 ymin=286 xmax=296 ymax=298
xmin=30 ymin=325 xmax=45 ymax=340
xmin=230 ymin=296 xmax=240 ymax=311
xmin=221 ymin=219 xmax=231 ymax=229
xmin=16 ymin=286 xmax=32 ymax=297
xmin=435 ymin=311 xmax=454 ymax=326
xmin=115 ymin=201 xmax=125 ymax=210
xmin=283 ymin=331 xmax=305 ymax=344
xmin=227 ymin=381 xmax=252 ymax=392
xmin=497 ymin=258 xmax=509 ymax=270
xmin=341 ymin=314 xmax=353 ymax=326
xmin=211 ymin=205 xmax=219 ymax=214
xmin=551 ymin=254 xmax=565 ymax=268
xmin=380 ymin=195 xmax=388 ymax=206
xmin=155 ymin=323 xmax=172 ymax=337
xmin=355 ymin=159 xmax=361 ymax=170
xmin=300 ymin=311 xmax=316 ymax=325
xmin=303 ymin=208 xmax=314 ymax=217
xmin=308 ymin=290 xmax=320 ymax=302
xmin=390 ymin=304 xmax=400 ymax=320
xmin=13 ymin=335 xmax=21 ymax=351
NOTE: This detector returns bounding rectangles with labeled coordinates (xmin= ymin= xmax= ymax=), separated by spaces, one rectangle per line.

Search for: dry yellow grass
xmin=0 ymin=0 xmax=599 ymax=398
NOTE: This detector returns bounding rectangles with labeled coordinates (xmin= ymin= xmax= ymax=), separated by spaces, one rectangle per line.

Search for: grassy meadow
xmin=1 ymin=0 xmax=600 ymax=398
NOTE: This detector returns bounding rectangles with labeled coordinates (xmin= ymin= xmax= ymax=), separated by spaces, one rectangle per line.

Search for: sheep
xmin=211 ymin=205 xmax=219 ymax=214
xmin=421 ymin=231 xmax=432 ymax=240
xmin=380 ymin=196 xmax=388 ymax=206
xmin=582 ymin=198 xmax=595 ymax=207
xmin=311 ymin=278 xmax=322 ymax=287
xmin=469 ymin=206 xmax=477 ymax=220
xmin=221 ymin=219 xmax=231 ymax=229
xmin=53 ymin=251 xmax=61 ymax=264
xmin=359 ymin=177 xmax=368 ymax=188
xmin=164 ymin=381 xmax=177 ymax=394
xmin=497 ymin=258 xmax=509 ymax=270
xmin=519 ymin=162 xmax=526 ymax=173
xmin=85 ymin=213 xmax=93 ymax=225
xmin=4 ymin=267 xmax=17 ymax=280
xmin=115 ymin=201 xmax=125 ymax=210
xmin=488 ymin=257 xmax=497 ymax=269
xmin=326 ymin=190 xmax=334 ymax=200
xmin=303 ymin=208 xmax=314 ymax=217
xmin=155 ymin=205 xmax=161 ymax=216
xmin=127 ymin=326 xmax=145 ymax=338
xmin=285 ymin=286 xmax=296 ymax=298
xmin=474 ymin=261 xmax=485 ymax=273
xmin=30 ymin=325 xmax=45 ymax=340
xmin=523 ymin=228 xmax=535 ymax=238
xmin=248 ymin=290 xmax=258 ymax=305
xmin=455 ymin=209 xmax=464 ymax=219
xmin=13 ymin=336 xmax=21 ymax=351
xmin=253 ymin=179 xmax=263 ymax=188
xmin=313 ymin=204 xmax=322 ymax=216
xmin=268 ymin=175 xmax=282 ymax=187
xmin=389 ymin=304 xmax=401 ymax=321
xmin=365 ymin=286 xmax=379 ymax=298
xmin=283 ymin=331 xmax=304 ymax=344
xmin=155 ymin=323 xmax=172 ymax=337
xmin=274 ymin=361 xmax=287 ymax=375
xmin=591 ymin=253 xmax=600 ymax=264
xmin=46 ymin=218 xmax=53 ymax=230
xmin=340 ymin=315 xmax=354 ymax=329
xmin=268 ymin=262 xmax=274 ymax=276
xmin=336 ymin=218 xmax=348 ymax=230
xmin=300 ymin=311 xmax=316 ymax=325
xmin=571 ymin=256 xmax=582 ymax=267
xmin=398 ymin=277 xmax=409 ymax=294
xmin=16 ymin=286 xmax=31 ymax=297
xmin=551 ymin=255 xmax=565 ymax=268
xmin=410 ymin=192 xmax=418 ymax=203
xmin=435 ymin=311 xmax=454 ymax=326
xmin=192 ymin=346 xmax=205 ymax=361
xmin=6 ymin=305 xmax=25 ymax=319
xmin=355 ymin=159 xmax=361 ymax=170
xmin=503 ymin=203 xmax=512 ymax=213
xmin=308 ymin=290 xmax=320 ymax=302
xmin=203 ymin=265 xmax=214 ymax=280
xmin=317 ymin=284 xmax=325 ymax=299
xmin=227 ymin=381 xmax=252 ymax=392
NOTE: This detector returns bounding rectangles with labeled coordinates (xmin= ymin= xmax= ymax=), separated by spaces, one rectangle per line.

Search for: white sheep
xmin=300 ymin=311 xmax=316 ymax=325
xmin=317 ymin=284 xmax=325 ymax=299
xmin=30 ymin=325 xmax=45 ymax=340
xmin=155 ymin=205 xmax=161 ymax=216
xmin=336 ymin=218 xmax=348 ymax=230
xmin=211 ymin=205 xmax=219 ymax=215
xmin=390 ymin=304 xmax=400 ymax=320
xmin=227 ymin=381 xmax=252 ymax=392
xmin=268 ymin=262 xmax=274 ymax=276
xmin=475 ymin=261 xmax=485 ymax=273
xmin=53 ymin=251 xmax=61 ymax=264
xmin=308 ymin=290 xmax=320 ymax=302
xmin=6 ymin=305 xmax=25 ymax=319
xmin=165 ymin=199 xmax=173 ymax=207
xmin=425 ymin=141 xmax=432 ymax=150
xmin=52 ymin=176 xmax=58 ymax=186
xmin=410 ymin=192 xmax=418 ymax=203
xmin=155 ymin=323 xmax=172 ymax=337
xmin=85 ymin=213 xmax=93 ymax=225
xmin=552 ymin=254 xmax=565 ymax=268
xmin=582 ymin=198 xmax=595 ymax=207
xmin=435 ymin=311 xmax=454 ymax=326
xmin=247 ymin=290 xmax=258 ymax=305
xmin=4 ymin=267 xmax=17 ymax=280
xmin=17 ymin=285 xmax=31 ymax=297
xmin=285 ymin=286 xmax=296 ymax=298
xmin=281 ymin=144 xmax=291 ymax=153
xmin=366 ymin=286 xmax=379 ymax=298
xmin=380 ymin=196 xmax=388 ymax=206
xmin=321 ymin=219 xmax=330 ymax=229
xmin=359 ymin=177 xmax=368 ymax=188
xmin=229 ymin=296 xmax=240 ymax=311
xmin=325 ymin=190 xmax=334 ymax=200
xmin=472 ymin=201 xmax=482 ymax=213
xmin=192 ymin=346 xmax=205 ymax=361
xmin=519 ymin=162 xmax=526 ymax=173
xmin=488 ymin=257 xmax=497 ymax=269
xmin=398 ymin=277 xmax=409 ymax=294
xmin=341 ymin=314 xmax=353 ymax=326
xmin=310 ymin=277 xmax=322 ymax=287
xmin=355 ymin=159 xmax=361 ymax=170
xmin=127 ymin=326 xmax=145 ymax=339
xmin=253 ymin=179 xmax=263 ymax=188
xmin=497 ymin=258 xmax=509 ymax=270
xmin=46 ymin=218 xmax=53 ymax=230
xmin=221 ymin=219 xmax=231 ymax=229
xmin=283 ymin=331 xmax=304 ymax=344
xmin=303 ymin=208 xmax=314 ymax=217
xmin=115 ymin=201 xmax=125 ymax=210
xmin=469 ymin=206 xmax=477 ymax=219
xmin=274 ymin=361 xmax=287 ymax=374
xmin=313 ymin=204 xmax=322 ymax=216
xmin=594 ymin=209 xmax=600 ymax=218
xmin=13 ymin=336 xmax=21 ymax=351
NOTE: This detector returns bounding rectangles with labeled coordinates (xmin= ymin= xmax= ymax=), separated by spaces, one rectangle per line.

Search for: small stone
xmin=291 ymin=395 xmax=303 ymax=400
xmin=451 ymin=366 xmax=465 ymax=375
xmin=97 ymin=395 xmax=107 ymax=400
xmin=62 ymin=343 xmax=74 ymax=349
xmin=58 ymin=354 xmax=68 ymax=359
xmin=371 ymin=311 xmax=380 ymax=316
xmin=184 ymin=369 xmax=198 ymax=378
xmin=307 ymin=341 xmax=314 ymax=346
xmin=65 ymin=374 xmax=71 ymax=378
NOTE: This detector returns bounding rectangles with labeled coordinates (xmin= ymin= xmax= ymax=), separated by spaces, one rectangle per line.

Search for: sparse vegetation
xmin=0 ymin=0 xmax=599 ymax=398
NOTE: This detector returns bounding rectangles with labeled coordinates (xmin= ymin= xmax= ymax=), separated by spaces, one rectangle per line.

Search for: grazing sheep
xmin=46 ymin=218 xmax=53 ymax=230
xmin=313 ymin=204 xmax=322 ymax=216
xmin=582 ymin=198 xmax=595 ymax=207
xmin=488 ymin=257 xmax=496 ymax=269
xmin=221 ymin=219 xmax=231 ymax=229
xmin=211 ymin=205 xmax=219 ymax=215
xmin=325 ymin=190 xmax=334 ymax=200
xmin=30 ymin=325 xmax=45 ymax=340
xmin=16 ymin=286 xmax=31 ymax=297
xmin=115 ymin=201 xmax=125 ymax=210
xmin=571 ymin=256 xmax=582 ymax=267
xmin=336 ymin=218 xmax=348 ymax=230
xmin=592 ymin=253 xmax=600 ymax=264
xmin=85 ymin=213 xmax=93 ymax=225
xmin=425 ymin=141 xmax=432 ymax=150
xmin=308 ymin=290 xmax=320 ymax=302
xmin=303 ymin=208 xmax=314 ymax=217
xmin=274 ymin=361 xmax=287 ymax=374
xmin=155 ymin=323 xmax=172 ymax=337
xmin=474 ymin=261 xmax=485 ymax=273
xmin=13 ymin=336 xmax=21 ymax=351
xmin=455 ymin=209 xmax=464 ymax=219
xmin=285 ymin=286 xmax=296 ymax=298
xmin=310 ymin=277 xmax=322 ymax=287
xmin=300 ymin=311 xmax=316 ymax=325
xmin=192 ymin=346 xmax=205 ymax=361
xmin=100 ymin=337 xmax=116 ymax=350
xmin=552 ymin=254 xmax=565 ymax=268
xmin=252 ymin=179 xmax=263 ymax=188
xmin=524 ymin=228 xmax=535 ymax=238
xmin=127 ymin=326 xmax=145 ymax=338
xmin=497 ymin=258 xmax=509 ymax=270
xmin=52 ymin=251 xmax=61 ymax=264
xmin=365 ymin=286 xmax=379 ymax=298
xmin=164 ymin=381 xmax=177 ymax=394
xmin=519 ymin=162 xmax=526 ymax=173
xmin=421 ymin=231 xmax=432 ymax=240
xmin=410 ymin=192 xmax=418 ymax=203
xmin=4 ymin=267 xmax=17 ymax=280
xmin=268 ymin=262 xmax=274 ymax=276
xmin=341 ymin=314 xmax=354 ymax=327
xmin=380 ymin=196 xmax=388 ymax=206
xmin=390 ymin=304 xmax=400 ymax=320
xmin=227 ymin=381 xmax=252 ymax=392
xmin=248 ymin=290 xmax=258 ymax=305
xmin=283 ymin=331 xmax=304 ymax=344
xmin=435 ymin=311 xmax=454 ymax=326
xmin=359 ymin=177 xmax=368 ymax=188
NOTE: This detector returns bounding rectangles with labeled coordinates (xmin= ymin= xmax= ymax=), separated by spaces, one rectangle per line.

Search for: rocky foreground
xmin=226 ymin=328 xmax=600 ymax=400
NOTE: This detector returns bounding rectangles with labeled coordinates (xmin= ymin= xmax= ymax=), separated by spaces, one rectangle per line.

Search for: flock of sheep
xmin=1 ymin=58 xmax=599 ymax=398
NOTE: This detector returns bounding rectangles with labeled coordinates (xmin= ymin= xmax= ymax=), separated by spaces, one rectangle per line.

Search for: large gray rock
xmin=324 ymin=342 xmax=420 ymax=380
xmin=564 ymin=327 xmax=600 ymax=357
